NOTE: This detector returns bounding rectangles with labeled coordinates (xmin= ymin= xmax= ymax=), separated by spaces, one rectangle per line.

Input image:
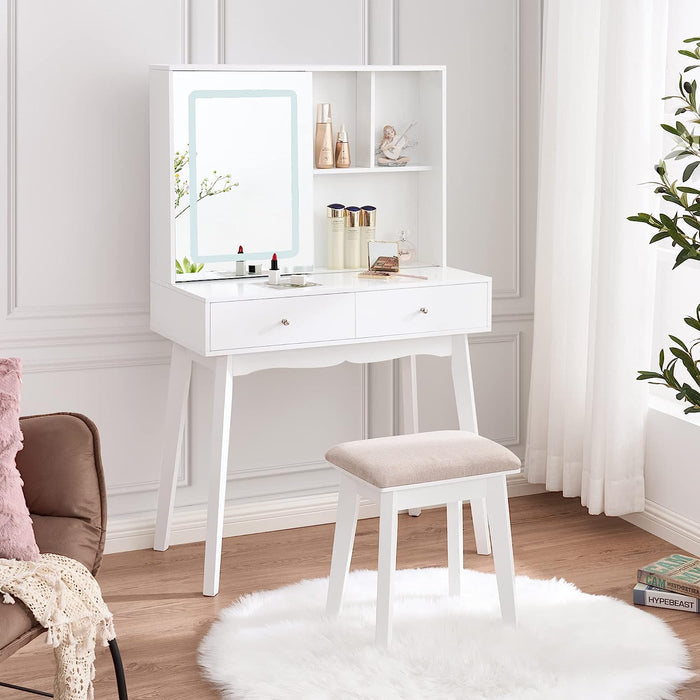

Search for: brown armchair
xmin=0 ymin=412 xmax=127 ymax=699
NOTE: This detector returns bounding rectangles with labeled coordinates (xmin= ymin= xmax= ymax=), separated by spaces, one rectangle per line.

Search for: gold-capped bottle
xmin=359 ymin=206 xmax=376 ymax=268
xmin=327 ymin=203 xmax=345 ymax=269
xmin=344 ymin=206 xmax=361 ymax=268
xmin=314 ymin=103 xmax=334 ymax=169
xmin=335 ymin=124 xmax=351 ymax=168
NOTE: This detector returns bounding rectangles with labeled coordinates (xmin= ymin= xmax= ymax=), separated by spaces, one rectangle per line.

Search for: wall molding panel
xmin=470 ymin=332 xmax=521 ymax=446
xmin=221 ymin=0 xmax=366 ymax=65
xmin=5 ymin=0 xmax=18 ymax=320
xmin=181 ymin=0 xmax=191 ymax=63
xmin=3 ymin=0 xmax=187 ymax=323
xmin=485 ymin=0 xmax=521 ymax=300
xmin=493 ymin=311 xmax=534 ymax=324
xmin=7 ymin=304 xmax=149 ymax=322
xmin=493 ymin=0 xmax=522 ymax=300
xmin=2 ymin=328 xmax=170 ymax=374
xmin=217 ymin=0 xmax=226 ymax=63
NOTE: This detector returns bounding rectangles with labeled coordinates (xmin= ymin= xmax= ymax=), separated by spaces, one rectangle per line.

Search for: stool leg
xmin=446 ymin=501 xmax=463 ymax=596
xmin=376 ymin=490 xmax=398 ymax=647
xmin=471 ymin=497 xmax=491 ymax=555
xmin=326 ymin=476 xmax=360 ymax=617
xmin=485 ymin=476 xmax=516 ymax=625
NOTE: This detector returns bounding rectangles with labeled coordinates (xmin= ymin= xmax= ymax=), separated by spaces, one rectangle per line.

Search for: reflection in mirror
xmin=368 ymin=241 xmax=400 ymax=272
xmin=188 ymin=91 xmax=297 ymax=262
xmin=171 ymin=71 xmax=312 ymax=280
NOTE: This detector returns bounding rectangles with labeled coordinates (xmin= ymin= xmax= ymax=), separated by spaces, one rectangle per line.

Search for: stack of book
xmin=634 ymin=553 xmax=700 ymax=613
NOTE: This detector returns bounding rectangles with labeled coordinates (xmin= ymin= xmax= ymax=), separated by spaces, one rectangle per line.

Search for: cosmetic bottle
xmin=268 ymin=253 xmax=280 ymax=284
xmin=359 ymin=206 xmax=376 ymax=268
xmin=327 ymin=203 xmax=345 ymax=269
xmin=314 ymin=103 xmax=334 ymax=169
xmin=235 ymin=245 xmax=246 ymax=276
xmin=397 ymin=230 xmax=416 ymax=264
xmin=344 ymin=206 xmax=361 ymax=269
xmin=335 ymin=124 xmax=351 ymax=168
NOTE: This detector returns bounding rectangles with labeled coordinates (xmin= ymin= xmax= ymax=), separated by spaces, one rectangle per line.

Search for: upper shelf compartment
xmin=310 ymin=67 xmax=444 ymax=173
xmin=308 ymin=66 xmax=446 ymax=269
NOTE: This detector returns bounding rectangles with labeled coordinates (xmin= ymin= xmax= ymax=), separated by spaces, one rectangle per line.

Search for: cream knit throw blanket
xmin=0 ymin=553 xmax=115 ymax=700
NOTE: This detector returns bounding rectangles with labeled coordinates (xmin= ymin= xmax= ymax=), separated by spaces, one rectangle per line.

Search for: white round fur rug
xmin=199 ymin=568 xmax=692 ymax=700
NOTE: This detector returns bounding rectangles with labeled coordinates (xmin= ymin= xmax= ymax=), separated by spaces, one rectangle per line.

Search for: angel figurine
xmin=376 ymin=122 xmax=417 ymax=166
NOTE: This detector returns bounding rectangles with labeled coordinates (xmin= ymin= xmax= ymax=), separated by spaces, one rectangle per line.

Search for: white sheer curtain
xmin=525 ymin=0 xmax=668 ymax=515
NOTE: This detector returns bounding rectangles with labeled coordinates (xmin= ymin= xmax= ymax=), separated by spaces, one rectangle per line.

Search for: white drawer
xmin=355 ymin=283 xmax=489 ymax=338
xmin=210 ymin=294 xmax=355 ymax=351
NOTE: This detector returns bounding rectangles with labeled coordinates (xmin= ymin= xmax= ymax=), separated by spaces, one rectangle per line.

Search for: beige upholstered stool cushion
xmin=325 ymin=430 xmax=521 ymax=489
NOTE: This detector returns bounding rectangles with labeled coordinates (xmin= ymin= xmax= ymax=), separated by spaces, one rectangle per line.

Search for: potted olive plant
xmin=629 ymin=37 xmax=700 ymax=414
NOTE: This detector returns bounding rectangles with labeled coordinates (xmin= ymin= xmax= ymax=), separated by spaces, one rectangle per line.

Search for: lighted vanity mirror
xmin=172 ymin=71 xmax=313 ymax=278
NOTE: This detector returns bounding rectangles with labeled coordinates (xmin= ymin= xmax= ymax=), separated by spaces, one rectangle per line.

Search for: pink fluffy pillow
xmin=0 ymin=358 xmax=39 ymax=561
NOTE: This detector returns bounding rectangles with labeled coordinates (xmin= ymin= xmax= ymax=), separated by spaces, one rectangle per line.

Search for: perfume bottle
xmin=335 ymin=124 xmax=351 ymax=168
xmin=397 ymin=230 xmax=415 ymax=264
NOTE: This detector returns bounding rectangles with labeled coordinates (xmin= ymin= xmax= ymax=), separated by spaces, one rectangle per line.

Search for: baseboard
xmin=105 ymin=475 xmax=542 ymax=554
xmin=105 ymin=492 xmax=378 ymax=554
xmin=623 ymin=501 xmax=700 ymax=558
xmin=505 ymin=473 xmax=545 ymax=498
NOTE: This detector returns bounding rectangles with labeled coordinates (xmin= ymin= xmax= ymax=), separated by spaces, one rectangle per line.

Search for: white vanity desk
xmin=149 ymin=63 xmax=494 ymax=595
xmin=152 ymin=266 xmax=492 ymax=596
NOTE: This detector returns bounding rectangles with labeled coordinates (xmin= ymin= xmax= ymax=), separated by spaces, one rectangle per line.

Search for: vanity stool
xmin=324 ymin=430 xmax=521 ymax=647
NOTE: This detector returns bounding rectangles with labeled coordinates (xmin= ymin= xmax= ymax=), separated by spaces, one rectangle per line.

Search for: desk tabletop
xmin=160 ymin=266 xmax=491 ymax=303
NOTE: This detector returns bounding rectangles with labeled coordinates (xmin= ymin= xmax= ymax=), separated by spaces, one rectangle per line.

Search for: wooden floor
xmin=2 ymin=492 xmax=699 ymax=699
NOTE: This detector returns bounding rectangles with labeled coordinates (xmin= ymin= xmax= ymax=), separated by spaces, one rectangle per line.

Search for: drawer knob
xmin=281 ymin=318 xmax=290 ymax=326
xmin=419 ymin=307 xmax=429 ymax=314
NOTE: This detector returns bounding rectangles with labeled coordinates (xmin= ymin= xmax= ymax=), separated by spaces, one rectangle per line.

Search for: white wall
xmin=0 ymin=0 xmax=541 ymax=552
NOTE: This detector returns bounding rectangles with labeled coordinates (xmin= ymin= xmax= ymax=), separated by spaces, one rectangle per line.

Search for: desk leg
xmin=399 ymin=355 xmax=419 ymax=434
xmin=203 ymin=355 xmax=234 ymax=597
xmin=451 ymin=335 xmax=491 ymax=555
xmin=398 ymin=356 xmax=421 ymax=517
xmin=154 ymin=344 xmax=192 ymax=552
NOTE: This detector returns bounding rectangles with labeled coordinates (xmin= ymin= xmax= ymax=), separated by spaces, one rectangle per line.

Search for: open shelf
xmin=311 ymin=66 xmax=445 ymax=270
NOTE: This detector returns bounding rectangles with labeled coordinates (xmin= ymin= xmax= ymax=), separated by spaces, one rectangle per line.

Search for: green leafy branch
xmin=174 ymin=149 xmax=190 ymax=211
xmin=173 ymin=146 xmax=239 ymax=220
xmin=175 ymin=257 xmax=204 ymax=274
xmin=637 ymin=305 xmax=700 ymax=414
xmin=628 ymin=161 xmax=700 ymax=268
xmin=629 ymin=37 xmax=700 ymax=269
xmin=630 ymin=37 xmax=700 ymax=412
